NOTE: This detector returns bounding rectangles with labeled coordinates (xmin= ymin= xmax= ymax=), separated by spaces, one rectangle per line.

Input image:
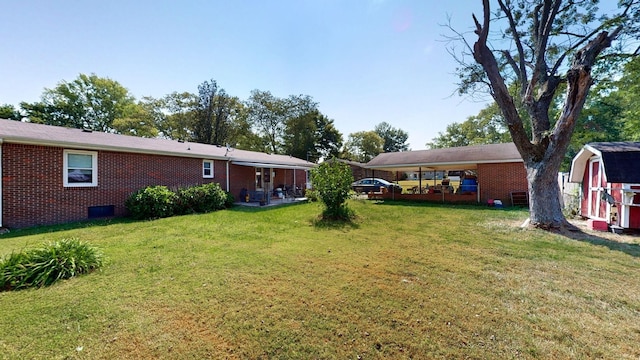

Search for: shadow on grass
xmin=0 ymin=217 xmax=137 ymax=239
xmin=372 ymin=199 xmax=640 ymax=258
xmin=556 ymin=228 xmax=640 ymax=258
xmin=311 ymin=216 xmax=360 ymax=230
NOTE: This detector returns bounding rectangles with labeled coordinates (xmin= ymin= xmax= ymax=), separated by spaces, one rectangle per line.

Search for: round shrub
xmin=175 ymin=183 xmax=229 ymax=214
xmin=224 ymin=192 xmax=235 ymax=208
xmin=125 ymin=185 xmax=178 ymax=220
xmin=0 ymin=238 xmax=104 ymax=291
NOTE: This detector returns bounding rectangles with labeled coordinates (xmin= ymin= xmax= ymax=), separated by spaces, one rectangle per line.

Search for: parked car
xmin=351 ymin=178 xmax=402 ymax=193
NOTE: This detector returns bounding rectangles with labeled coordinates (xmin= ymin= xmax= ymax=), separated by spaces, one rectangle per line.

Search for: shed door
xmin=588 ymin=158 xmax=607 ymax=220
xmin=630 ymin=186 xmax=640 ymax=229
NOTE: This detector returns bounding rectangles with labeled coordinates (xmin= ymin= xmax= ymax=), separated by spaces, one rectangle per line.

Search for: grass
xmin=0 ymin=200 xmax=639 ymax=359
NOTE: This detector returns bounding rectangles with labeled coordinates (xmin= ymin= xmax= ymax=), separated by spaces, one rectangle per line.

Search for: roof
xmin=365 ymin=143 xmax=523 ymax=171
xmin=569 ymin=142 xmax=640 ymax=183
xmin=0 ymin=119 xmax=314 ymax=169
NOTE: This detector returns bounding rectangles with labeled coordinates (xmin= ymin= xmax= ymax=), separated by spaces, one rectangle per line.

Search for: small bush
xmin=310 ymin=159 xmax=355 ymax=221
xmin=0 ymin=238 xmax=104 ymax=291
xmin=125 ymin=185 xmax=178 ymax=220
xmin=175 ymin=183 xmax=228 ymax=214
xmin=304 ymin=188 xmax=319 ymax=202
xmin=224 ymin=192 xmax=235 ymax=208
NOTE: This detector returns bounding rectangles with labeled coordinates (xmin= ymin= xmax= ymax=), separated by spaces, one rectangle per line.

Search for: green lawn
xmin=1 ymin=201 xmax=639 ymax=359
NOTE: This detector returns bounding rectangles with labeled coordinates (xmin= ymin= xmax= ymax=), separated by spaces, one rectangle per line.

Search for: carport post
xmin=418 ymin=167 xmax=422 ymax=194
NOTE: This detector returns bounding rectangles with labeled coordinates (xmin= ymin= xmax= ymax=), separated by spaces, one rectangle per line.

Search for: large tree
xmin=21 ymin=73 xmax=135 ymax=132
xmin=0 ymin=104 xmax=22 ymax=120
xmin=342 ymin=131 xmax=384 ymax=163
xmin=464 ymin=0 xmax=639 ymax=229
xmin=283 ymin=109 xmax=344 ymax=162
xmin=192 ymin=79 xmax=233 ymax=146
xmin=427 ymin=102 xmax=512 ymax=149
xmin=618 ymin=56 xmax=640 ymax=140
xmin=374 ymin=122 xmax=409 ymax=152
xmin=246 ymin=90 xmax=317 ymax=154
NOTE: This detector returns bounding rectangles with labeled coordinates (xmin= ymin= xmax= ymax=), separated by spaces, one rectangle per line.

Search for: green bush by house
xmin=126 ymin=183 xmax=233 ymax=220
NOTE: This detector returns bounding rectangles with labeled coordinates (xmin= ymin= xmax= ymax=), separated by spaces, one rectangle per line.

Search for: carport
xmin=365 ymin=143 xmax=529 ymax=206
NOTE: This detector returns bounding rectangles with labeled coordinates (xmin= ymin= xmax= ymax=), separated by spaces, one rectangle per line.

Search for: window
xmin=64 ymin=150 xmax=97 ymax=187
xmin=203 ymin=160 xmax=214 ymax=178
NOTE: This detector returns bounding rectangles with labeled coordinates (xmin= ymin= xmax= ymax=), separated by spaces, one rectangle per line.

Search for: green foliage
xmin=175 ymin=183 xmax=229 ymax=214
xmin=304 ymin=188 xmax=319 ymax=202
xmin=0 ymin=238 xmax=103 ymax=291
xmin=342 ymin=131 xmax=384 ymax=162
xmin=310 ymin=159 xmax=354 ymax=220
xmin=618 ymin=57 xmax=640 ymax=140
xmin=374 ymin=122 xmax=409 ymax=152
xmin=283 ymin=109 xmax=344 ymax=163
xmin=21 ymin=73 xmax=135 ymax=132
xmin=427 ymin=102 xmax=512 ymax=149
xmin=126 ymin=183 xmax=233 ymax=220
xmin=125 ymin=186 xmax=178 ymax=220
xmin=0 ymin=103 xmax=21 ymax=120
xmin=224 ymin=192 xmax=235 ymax=208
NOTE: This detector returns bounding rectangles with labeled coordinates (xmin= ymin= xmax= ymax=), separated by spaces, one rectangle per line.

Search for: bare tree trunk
xmin=526 ymin=161 xmax=565 ymax=229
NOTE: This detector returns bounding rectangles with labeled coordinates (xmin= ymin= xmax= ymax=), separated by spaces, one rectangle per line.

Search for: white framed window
xmin=63 ymin=150 xmax=98 ymax=187
xmin=203 ymin=160 xmax=214 ymax=178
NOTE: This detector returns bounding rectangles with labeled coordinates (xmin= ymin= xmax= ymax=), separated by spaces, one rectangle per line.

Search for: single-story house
xmin=569 ymin=142 xmax=640 ymax=231
xmin=365 ymin=143 xmax=528 ymax=205
xmin=0 ymin=119 xmax=314 ymax=229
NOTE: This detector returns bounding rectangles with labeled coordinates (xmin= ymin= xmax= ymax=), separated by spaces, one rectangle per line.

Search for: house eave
xmin=3 ymin=137 xmax=229 ymax=160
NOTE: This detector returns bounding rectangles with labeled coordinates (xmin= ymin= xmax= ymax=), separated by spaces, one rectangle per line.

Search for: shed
xmin=569 ymin=142 xmax=640 ymax=231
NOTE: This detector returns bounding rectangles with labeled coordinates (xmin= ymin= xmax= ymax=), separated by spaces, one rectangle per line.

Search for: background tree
xmin=618 ymin=56 xmax=640 ymax=140
xmin=315 ymin=113 xmax=343 ymax=161
xmin=460 ymin=0 xmax=639 ymax=229
xmin=283 ymin=109 xmax=344 ymax=163
xmin=246 ymin=90 xmax=317 ymax=153
xmin=427 ymin=102 xmax=511 ymax=148
xmin=284 ymin=110 xmax=318 ymax=161
xmin=21 ymin=73 xmax=135 ymax=132
xmin=193 ymin=79 xmax=233 ymax=145
xmin=342 ymin=131 xmax=384 ymax=163
xmin=310 ymin=159 xmax=355 ymax=221
xmin=111 ymin=100 xmax=160 ymax=138
xmin=155 ymin=92 xmax=198 ymax=141
xmin=0 ymin=104 xmax=21 ymax=120
xmin=374 ymin=122 xmax=409 ymax=152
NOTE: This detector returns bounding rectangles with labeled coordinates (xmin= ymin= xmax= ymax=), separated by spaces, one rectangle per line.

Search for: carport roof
xmin=366 ymin=143 xmax=523 ymax=171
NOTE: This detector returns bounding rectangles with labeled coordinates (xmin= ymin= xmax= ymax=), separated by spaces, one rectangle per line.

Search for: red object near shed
xmin=569 ymin=142 xmax=640 ymax=231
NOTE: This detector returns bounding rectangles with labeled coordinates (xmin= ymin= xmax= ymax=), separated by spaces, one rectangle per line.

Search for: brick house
xmin=0 ymin=119 xmax=314 ymax=229
xmin=365 ymin=143 xmax=528 ymax=206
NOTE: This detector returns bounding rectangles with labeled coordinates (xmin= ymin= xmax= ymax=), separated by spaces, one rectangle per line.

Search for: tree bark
xmin=471 ymin=1 xmax=621 ymax=230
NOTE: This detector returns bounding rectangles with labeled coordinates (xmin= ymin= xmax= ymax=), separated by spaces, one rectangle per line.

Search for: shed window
xmin=203 ymin=160 xmax=214 ymax=178
xmin=64 ymin=150 xmax=98 ymax=187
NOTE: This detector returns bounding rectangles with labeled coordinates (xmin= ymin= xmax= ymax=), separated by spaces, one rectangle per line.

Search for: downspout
xmin=0 ymin=139 xmax=3 ymax=228
xmin=225 ymin=160 xmax=230 ymax=192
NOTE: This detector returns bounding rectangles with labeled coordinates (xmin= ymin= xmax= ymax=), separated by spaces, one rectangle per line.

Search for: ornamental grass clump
xmin=0 ymin=238 xmax=104 ymax=291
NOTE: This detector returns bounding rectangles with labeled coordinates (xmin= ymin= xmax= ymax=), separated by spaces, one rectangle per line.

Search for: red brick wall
xmin=476 ymin=162 xmax=528 ymax=205
xmin=2 ymin=143 xmax=227 ymax=229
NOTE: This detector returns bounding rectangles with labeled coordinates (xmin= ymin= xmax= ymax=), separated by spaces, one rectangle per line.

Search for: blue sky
xmin=0 ymin=0 xmax=489 ymax=150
